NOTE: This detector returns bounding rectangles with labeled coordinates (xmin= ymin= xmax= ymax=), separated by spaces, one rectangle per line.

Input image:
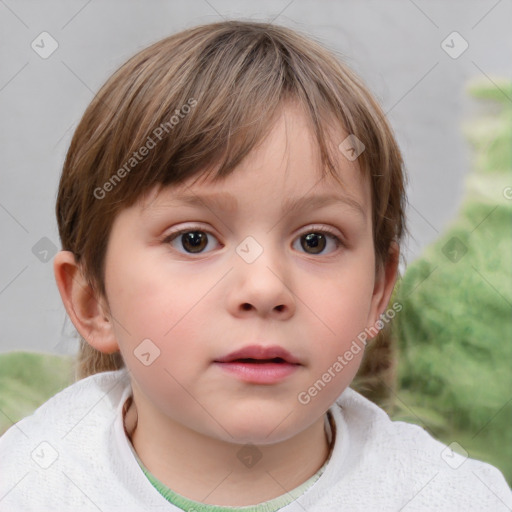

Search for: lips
xmin=213 ymin=345 xmax=302 ymax=384
xmin=214 ymin=345 xmax=301 ymax=365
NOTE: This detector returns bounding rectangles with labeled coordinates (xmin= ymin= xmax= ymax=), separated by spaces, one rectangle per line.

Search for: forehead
xmin=139 ymin=101 xmax=371 ymax=219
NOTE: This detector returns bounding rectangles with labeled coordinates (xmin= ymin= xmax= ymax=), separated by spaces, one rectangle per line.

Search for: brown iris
xmin=180 ymin=231 xmax=208 ymax=253
xmin=301 ymin=233 xmax=326 ymax=254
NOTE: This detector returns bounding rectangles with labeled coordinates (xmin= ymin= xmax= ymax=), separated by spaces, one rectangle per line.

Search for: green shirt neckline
xmin=127 ymin=410 xmax=336 ymax=512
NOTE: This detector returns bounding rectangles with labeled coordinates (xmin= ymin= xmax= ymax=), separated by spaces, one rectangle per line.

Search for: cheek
xmin=104 ymin=257 xmax=210 ymax=379
xmin=105 ymin=252 xmax=181 ymax=338
xmin=309 ymin=262 xmax=375 ymax=338
xmin=301 ymin=259 xmax=375 ymax=387
xmin=113 ymin=303 xmax=205 ymax=421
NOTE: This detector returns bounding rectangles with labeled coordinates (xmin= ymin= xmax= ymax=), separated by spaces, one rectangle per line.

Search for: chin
xmin=211 ymin=407 xmax=307 ymax=446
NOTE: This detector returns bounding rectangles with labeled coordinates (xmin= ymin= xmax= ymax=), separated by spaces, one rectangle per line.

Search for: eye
xmin=163 ymin=225 xmax=343 ymax=256
xmin=163 ymin=227 xmax=220 ymax=254
xmin=293 ymin=227 xmax=343 ymax=255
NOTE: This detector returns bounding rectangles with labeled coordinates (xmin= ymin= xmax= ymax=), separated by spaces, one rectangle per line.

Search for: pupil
xmin=183 ymin=232 xmax=207 ymax=253
xmin=302 ymin=233 xmax=326 ymax=254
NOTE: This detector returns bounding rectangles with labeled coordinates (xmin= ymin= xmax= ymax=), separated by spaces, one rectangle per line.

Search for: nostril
xmin=240 ymin=303 xmax=285 ymax=312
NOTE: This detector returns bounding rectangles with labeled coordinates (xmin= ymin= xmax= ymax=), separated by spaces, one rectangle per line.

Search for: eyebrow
xmin=151 ymin=191 xmax=366 ymax=219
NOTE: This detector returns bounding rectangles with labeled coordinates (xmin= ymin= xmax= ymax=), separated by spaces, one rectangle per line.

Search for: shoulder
xmin=324 ymin=388 xmax=512 ymax=510
xmin=0 ymin=368 xmax=131 ymax=441
xmin=0 ymin=368 xmax=133 ymax=509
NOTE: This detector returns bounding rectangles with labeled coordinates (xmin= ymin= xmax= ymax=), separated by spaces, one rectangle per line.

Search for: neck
xmin=125 ymin=397 xmax=332 ymax=507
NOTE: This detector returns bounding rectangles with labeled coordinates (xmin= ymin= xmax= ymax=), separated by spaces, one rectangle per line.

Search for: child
xmin=0 ymin=20 xmax=510 ymax=511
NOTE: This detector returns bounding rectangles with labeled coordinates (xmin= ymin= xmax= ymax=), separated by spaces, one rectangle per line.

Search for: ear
xmin=366 ymin=242 xmax=400 ymax=337
xmin=53 ymin=251 xmax=119 ymax=354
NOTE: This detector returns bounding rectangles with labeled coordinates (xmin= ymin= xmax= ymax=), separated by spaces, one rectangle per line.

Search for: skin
xmin=54 ymin=101 xmax=398 ymax=506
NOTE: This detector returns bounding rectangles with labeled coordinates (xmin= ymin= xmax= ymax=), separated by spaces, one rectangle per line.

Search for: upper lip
xmin=214 ymin=345 xmax=301 ymax=364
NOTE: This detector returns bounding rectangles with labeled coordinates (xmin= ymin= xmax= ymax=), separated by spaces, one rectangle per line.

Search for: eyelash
xmin=162 ymin=224 xmax=344 ymax=255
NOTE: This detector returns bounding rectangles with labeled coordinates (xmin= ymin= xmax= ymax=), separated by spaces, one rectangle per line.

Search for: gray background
xmin=1 ymin=0 xmax=511 ymax=356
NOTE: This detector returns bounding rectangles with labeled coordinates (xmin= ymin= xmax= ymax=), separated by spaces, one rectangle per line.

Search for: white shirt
xmin=0 ymin=368 xmax=510 ymax=511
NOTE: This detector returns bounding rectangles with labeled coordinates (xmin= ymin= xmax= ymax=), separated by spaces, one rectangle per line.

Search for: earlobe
xmin=367 ymin=242 xmax=400 ymax=336
xmin=53 ymin=251 xmax=119 ymax=354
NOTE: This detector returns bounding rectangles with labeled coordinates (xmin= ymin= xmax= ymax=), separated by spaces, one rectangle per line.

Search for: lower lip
xmin=214 ymin=361 xmax=300 ymax=384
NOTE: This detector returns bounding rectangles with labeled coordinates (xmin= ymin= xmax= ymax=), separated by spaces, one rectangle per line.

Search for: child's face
xmin=101 ymin=101 xmax=392 ymax=445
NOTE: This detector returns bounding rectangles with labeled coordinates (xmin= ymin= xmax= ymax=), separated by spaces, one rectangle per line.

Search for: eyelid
xmin=162 ymin=223 xmax=220 ymax=243
xmin=162 ymin=223 xmax=343 ymax=241
xmin=301 ymin=224 xmax=342 ymax=239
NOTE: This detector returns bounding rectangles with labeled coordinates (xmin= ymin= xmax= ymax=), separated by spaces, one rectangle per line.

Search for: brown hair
xmin=56 ymin=20 xmax=406 ymax=401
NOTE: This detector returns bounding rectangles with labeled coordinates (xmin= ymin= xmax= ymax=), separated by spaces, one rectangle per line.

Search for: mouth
xmin=214 ymin=345 xmax=301 ymax=365
xmin=214 ymin=345 xmax=302 ymax=384
xmin=230 ymin=357 xmax=290 ymax=364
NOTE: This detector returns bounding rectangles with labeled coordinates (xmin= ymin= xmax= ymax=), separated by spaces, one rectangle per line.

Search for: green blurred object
xmin=392 ymin=77 xmax=512 ymax=484
xmin=0 ymin=351 xmax=74 ymax=436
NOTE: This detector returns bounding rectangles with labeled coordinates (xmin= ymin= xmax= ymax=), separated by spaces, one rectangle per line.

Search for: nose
xmin=226 ymin=240 xmax=296 ymax=320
